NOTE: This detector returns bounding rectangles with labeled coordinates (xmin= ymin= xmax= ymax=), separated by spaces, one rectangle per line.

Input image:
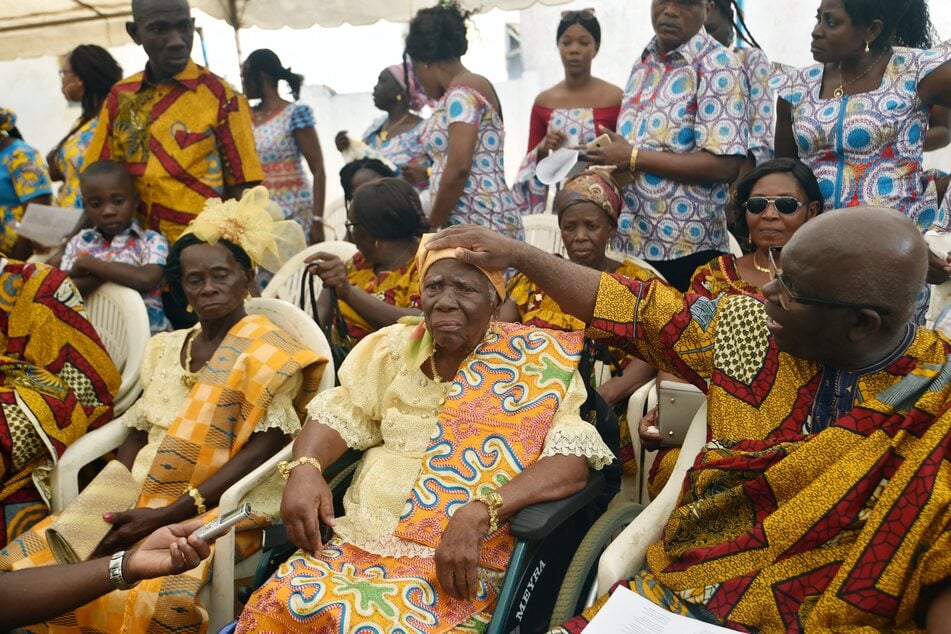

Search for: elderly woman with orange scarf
xmin=238 ymin=236 xmax=614 ymax=632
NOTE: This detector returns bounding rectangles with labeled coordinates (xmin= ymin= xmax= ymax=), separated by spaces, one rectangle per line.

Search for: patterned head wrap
xmin=416 ymin=233 xmax=506 ymax=301
xmin=555 ymin=166 xmax=623 ymax=226
xmin=181 ymin=186 xmax=305 ymax=273
xmin=387 ymin=61 xmax=432 ymax=112
xmin=0 ymin=108 xmax=16 ymax=135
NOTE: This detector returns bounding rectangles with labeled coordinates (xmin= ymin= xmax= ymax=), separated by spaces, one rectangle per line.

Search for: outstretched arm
xmin=0 ymin=519 xmax=210 ymax=629
xmin=426 ymin=226 xmax=602 ymax=323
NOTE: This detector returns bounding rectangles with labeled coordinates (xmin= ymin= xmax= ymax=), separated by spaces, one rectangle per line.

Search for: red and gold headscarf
xmin=555 ymin=166 xmax=623 ymax=226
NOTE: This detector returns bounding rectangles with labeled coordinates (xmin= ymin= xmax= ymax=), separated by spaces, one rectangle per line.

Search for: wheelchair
xmin=233 ymin=359 xmax=632 ymax=634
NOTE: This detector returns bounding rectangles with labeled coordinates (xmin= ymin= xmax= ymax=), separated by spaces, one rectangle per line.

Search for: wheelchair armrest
xmin=508 ymin=470 xmax=605 ymax=541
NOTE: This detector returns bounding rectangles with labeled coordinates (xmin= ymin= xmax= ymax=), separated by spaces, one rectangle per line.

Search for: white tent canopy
xmin=0 ymin=0 xmax=571 ymax=61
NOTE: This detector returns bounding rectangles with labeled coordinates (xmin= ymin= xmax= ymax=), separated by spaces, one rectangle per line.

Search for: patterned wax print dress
xmin=422 ymin=85 xmax=524 ymax=240
xmin=253 ymin=102 xmax=316 ymax=236
xmin=775 ymin=46 xmax=951 ymax=231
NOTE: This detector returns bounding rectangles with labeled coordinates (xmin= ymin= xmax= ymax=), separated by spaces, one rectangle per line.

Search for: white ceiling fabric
xmin=0 ymin=0 xmax=572 ymax=60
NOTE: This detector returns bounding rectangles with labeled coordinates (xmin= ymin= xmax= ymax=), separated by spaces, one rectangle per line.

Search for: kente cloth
xmin=340 ymin=251 xmax=421 ymax=341
xmin=422 ymin=86 xmax=524 ymax=240
xmin=686 ymin=253 xmax=762 ymax=301
xmin=613 ymin=28 xmax=749 ymax=261
xmin=513 ymin=105 xmax=619 ymax=216
xmin=84 ymin=60 xmax=264 ymax=244
xmin=507 ymin=260 xmax=657 ymax=476
xmin=254 ymin=102 xmax=316 ymax=235
xmin=775 ymin=47 xmax=951 ymax=232
xmin=568 ymin=271 xmax=951 ymax=630
xmin=0 ymin=313 xmax=328 ymax=634
xmin=0 ymin=260 xmax=118 ymax=546
xmin=240 ymin=322 xmax=613 ymax=633
xmin=0 ymin=139 xmax=52 ymax=254
xmin=52 ymin=116 xmax=98 ymax=208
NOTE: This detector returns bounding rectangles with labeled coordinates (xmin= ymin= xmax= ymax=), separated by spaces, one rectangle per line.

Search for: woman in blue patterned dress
xmin=405 ymin=1 xmax=524 ymax=240
xmin=775 ymin=0 xmax=951 ymax=232
xmin=513 ymin=9 xmax=622 ymax=215
xmin=243 ymin=49 xmax=326 ymax=244
xmin=335 ymin=63 xmax=432 ymax=191
xmin=774 ymin=0 xmax=951 ymax=316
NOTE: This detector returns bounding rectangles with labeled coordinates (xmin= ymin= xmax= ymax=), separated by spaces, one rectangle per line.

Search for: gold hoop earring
xmin=185 ymin=304 xmax=194 ymax=314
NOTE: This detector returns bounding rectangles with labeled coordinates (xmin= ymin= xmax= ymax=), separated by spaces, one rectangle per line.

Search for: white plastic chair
xmin=319 ymin=197 xmax=348 ymax=241
xmin=728 ymin=232 xmax=744 ymax=258
xmin=522 ymin=213 xmax=566 ymax=256
xmin=83 ymin=282 xmax=150 ymax=416
xmin=925 ymin=232 xmax=951 ymax=328
xmin=49 ymin=298 xmax=335 ymax=632
xmin=594 ymin=402 xmax=708 ymax=597
xmin=261 ymin=240 xmax=358 ymax=319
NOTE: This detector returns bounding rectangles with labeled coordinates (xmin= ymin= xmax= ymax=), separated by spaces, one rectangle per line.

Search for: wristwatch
xmin=108 ymin=550 xmax=139 ymax=591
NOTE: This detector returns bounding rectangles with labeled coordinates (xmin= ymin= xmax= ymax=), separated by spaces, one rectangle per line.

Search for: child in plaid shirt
xmin=62 ymin=160 xmax=170 ymax=333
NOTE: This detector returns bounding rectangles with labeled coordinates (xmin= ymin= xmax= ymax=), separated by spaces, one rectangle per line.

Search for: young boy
xmin=62 ymin=160 xmax=170 ymax=333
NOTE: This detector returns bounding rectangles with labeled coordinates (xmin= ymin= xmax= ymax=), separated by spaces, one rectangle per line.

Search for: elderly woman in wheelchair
xmin=238 ymin=236 xmax=614 ymax=632
xmin=0 ymin=188 xmax=328 ymax=633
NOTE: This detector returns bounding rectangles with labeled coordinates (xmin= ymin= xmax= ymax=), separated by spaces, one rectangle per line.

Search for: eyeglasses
xmin=561 ymin=7 xmax=596 ymax=20
xmin=745 ymin=196 xmax=805 ymax=215
xmin=767 ymin=246 xmax=889 ymax=314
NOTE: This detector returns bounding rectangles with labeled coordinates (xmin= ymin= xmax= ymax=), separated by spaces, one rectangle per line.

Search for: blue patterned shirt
xmin=614 ymin=29 xmax=750 ymax=260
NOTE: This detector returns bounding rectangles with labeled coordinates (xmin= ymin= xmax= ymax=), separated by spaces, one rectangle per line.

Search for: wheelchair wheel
xmin=548 ymin=501 xmax=643 ymax=627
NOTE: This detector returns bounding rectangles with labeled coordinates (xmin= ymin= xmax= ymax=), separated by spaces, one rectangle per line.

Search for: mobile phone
xmin=193 ymin=503 xmax=252 ymax=541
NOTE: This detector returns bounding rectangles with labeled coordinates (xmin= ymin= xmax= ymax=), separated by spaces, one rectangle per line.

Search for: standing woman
xmin=243 ymin=49 xmax=327 ymax=244
xmin=47 ymin=45 xmax=122 ymax=209
xmin=334 ymin=63 xmax=432 ymax=190
xmin=513 ymin=9 xmax=623 ymax=215
xmin=582 ymin=0 xmax=750 ymax=291
xmin=406 ymin=1 xmax=524 ymax=240
xmin=775 ymin=0 xmax=951 ymax=233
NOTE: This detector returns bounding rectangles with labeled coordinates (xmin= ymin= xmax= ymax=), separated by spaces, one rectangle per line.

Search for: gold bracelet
xmin=629 ymin=146 xmax=639 ymax=174
xmin=277 ymin=456 xmax=322 ymax=480
xmin=473 ymin=490 xmax=504 ymax=534
xmin=185 ymin=486 xmax=206 ymax=515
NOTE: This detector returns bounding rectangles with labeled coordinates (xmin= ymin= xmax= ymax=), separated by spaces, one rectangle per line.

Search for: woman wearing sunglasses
xmin=512 ymin=8 xmax=623 ymax=216
xmin=641 ymin=158 xmax=823 ymax=500
xmin=689 ymin=158 xmax=823 ymax=298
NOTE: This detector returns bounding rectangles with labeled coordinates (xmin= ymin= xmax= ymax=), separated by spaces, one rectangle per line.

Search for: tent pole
xmin=228 ymin=0 xmax=243 ymax=60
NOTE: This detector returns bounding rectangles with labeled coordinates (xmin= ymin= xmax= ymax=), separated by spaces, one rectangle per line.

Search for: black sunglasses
xmin=767 ymin=247 xmax=889 ymax=314
xmin=745 ymin=196 xmax=805 ymax=215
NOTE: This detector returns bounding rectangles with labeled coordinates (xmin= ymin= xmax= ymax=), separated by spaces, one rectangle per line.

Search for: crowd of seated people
xmin=2 ymin=0 xmax=951 ymax=631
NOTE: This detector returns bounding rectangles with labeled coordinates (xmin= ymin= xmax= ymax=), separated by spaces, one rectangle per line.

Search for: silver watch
xmin=108 ymin=550 xmax=139 ymax=590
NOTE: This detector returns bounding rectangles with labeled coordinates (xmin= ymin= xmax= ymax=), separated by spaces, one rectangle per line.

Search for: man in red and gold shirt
xmin=85 ymin=0 xmax=262 ymax=245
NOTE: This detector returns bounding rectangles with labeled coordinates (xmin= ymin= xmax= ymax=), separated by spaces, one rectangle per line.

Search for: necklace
xmin=751 ymin=251 xmax=771 ymax=274
xmin=429 ymin=349 xmax=444 ymax=384
xmin=379 ymin=113 xmax=411 ymax=141
xmin=181 ymin=327 xmax=203 ymax=388
xmin=833 ymin=48 xmax=889 ymax=98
